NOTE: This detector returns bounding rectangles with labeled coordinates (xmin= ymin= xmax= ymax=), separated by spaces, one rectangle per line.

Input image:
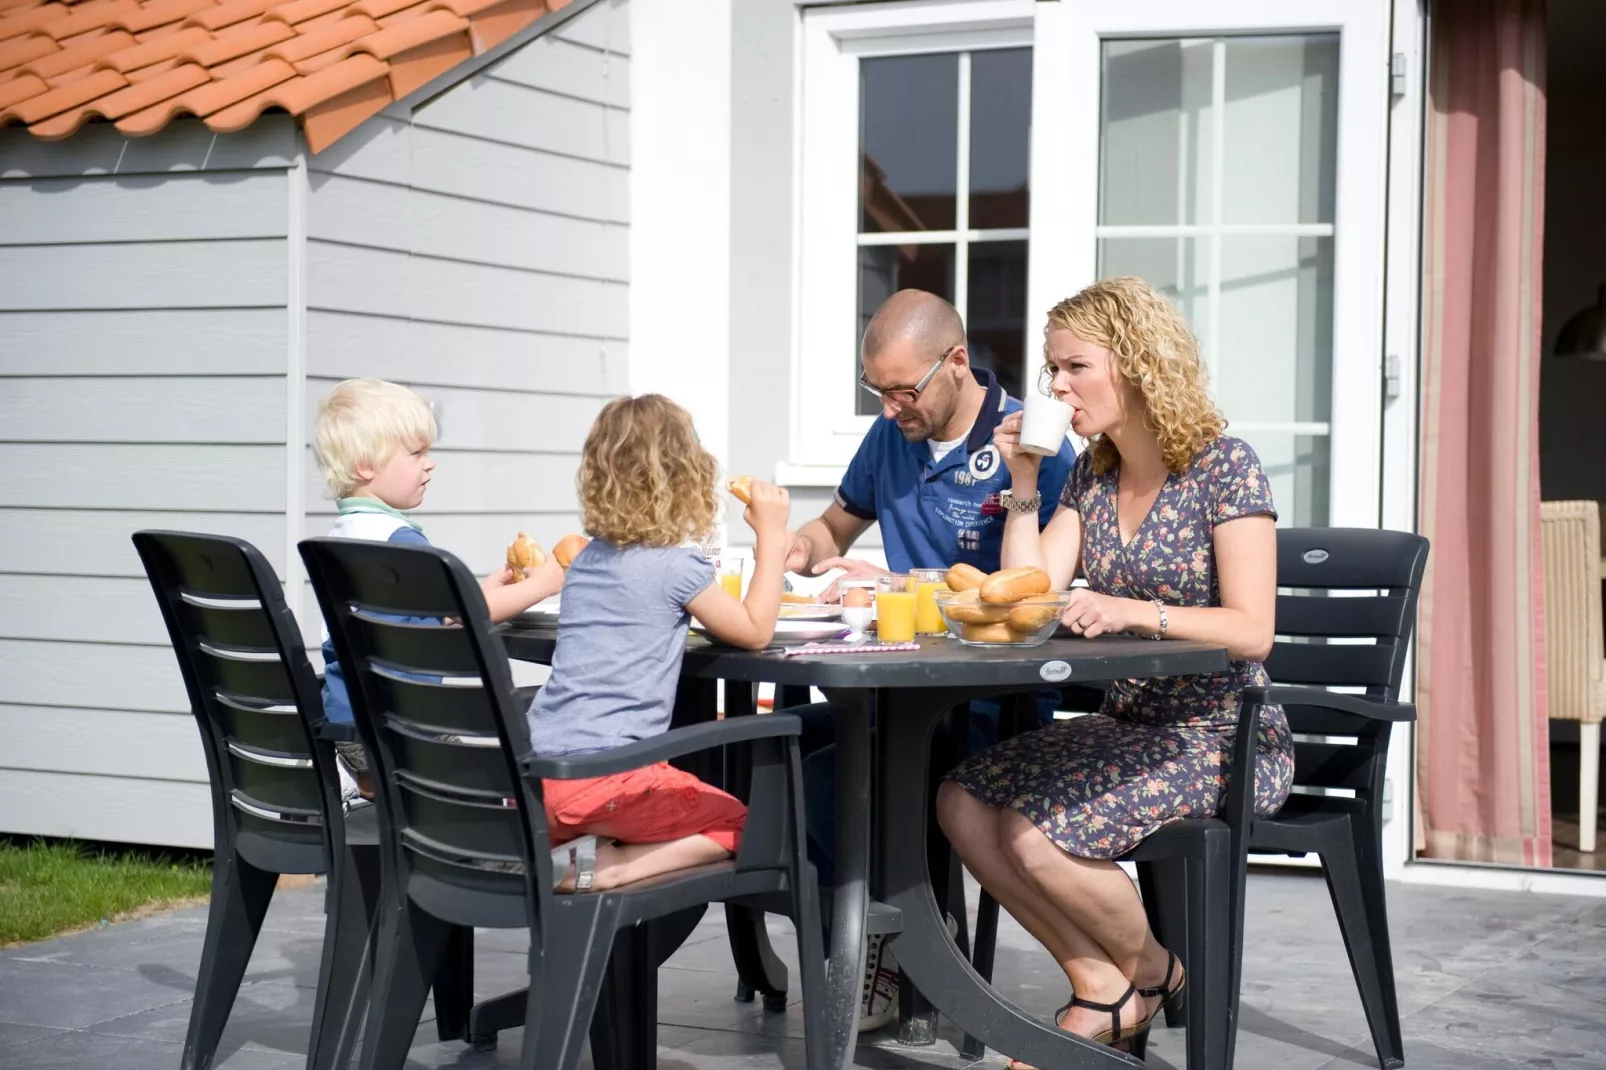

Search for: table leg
xmin=722 ymin=680 xmax=789 ymax=1009
xmin=824 ymin=689 xmax=875 ymax=1070
xmin=878 ymin=688 xmax=1137 ymax=1070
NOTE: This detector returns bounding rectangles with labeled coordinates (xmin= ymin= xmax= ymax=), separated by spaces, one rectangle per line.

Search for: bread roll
xmin=945 ymin=562 xmax=987 ymax=592
xmin=961 ymin=621 xmax=1018 ymax=643
xmin=943 ymin=588 xmax=1011 ymax=624
xmin=506 ymin=532 xmax=545 ymax=579
xmin=552 ymin=534 xmax=590 ymax=571
xmin=1008 ymin=595 xmax=1063 ymax=633
xmin=979 ymin=567 xmax=1052 ymax=605
xmin=727 ymin=475 xmax=754 ymax=505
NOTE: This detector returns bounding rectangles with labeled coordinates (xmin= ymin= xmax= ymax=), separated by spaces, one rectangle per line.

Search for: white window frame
xmin=1028 ymin=0 xmax=1390 ymax=527
xmin=788 ymin=0 xmax=1036 ymax=485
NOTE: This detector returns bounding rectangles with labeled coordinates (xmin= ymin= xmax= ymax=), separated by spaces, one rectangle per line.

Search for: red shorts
xmin=542 ymin=761 xmax=747 ymax=854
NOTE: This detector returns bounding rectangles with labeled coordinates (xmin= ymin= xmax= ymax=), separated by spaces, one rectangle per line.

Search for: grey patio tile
xmin=0 ymin=1023 xmax=68 ymax=1049
xmin=85 ymin=980 xmax=322 ymax=1056
xmin=0 ymin=956 xmax=193 ymax=1029
xmin=0 ymin=1029 xmax=299 ymax=1070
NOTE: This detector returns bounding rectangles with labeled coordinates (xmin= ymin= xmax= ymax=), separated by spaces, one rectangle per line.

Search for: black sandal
xmin=1137 ymin=950 xmax=1186 ymax=1011
xmin=1003 ymin=987 xmax=1149 ymax=1070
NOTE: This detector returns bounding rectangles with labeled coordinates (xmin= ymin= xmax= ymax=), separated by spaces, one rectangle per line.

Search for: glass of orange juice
xmin=909 ymin=568 xmax=948 ymax=634
xmin=719 ymin=569 xmax=743 ymax=599
xmin=876 ymin=590 xmax=917 ymax=643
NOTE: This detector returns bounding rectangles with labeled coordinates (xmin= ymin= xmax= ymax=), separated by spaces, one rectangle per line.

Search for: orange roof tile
xmin=0 ymin=0 xmax=570 ymax=151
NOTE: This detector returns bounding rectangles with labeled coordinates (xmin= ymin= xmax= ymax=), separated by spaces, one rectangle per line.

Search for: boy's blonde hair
xmin=579 ymin=394 xmax=717 ymax=548
xmin=313 ymin=378 xmax=437 ymax=498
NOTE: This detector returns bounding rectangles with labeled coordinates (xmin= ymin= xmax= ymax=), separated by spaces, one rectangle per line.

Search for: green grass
xmin=0 ymin=837 xmax=213 ymax=947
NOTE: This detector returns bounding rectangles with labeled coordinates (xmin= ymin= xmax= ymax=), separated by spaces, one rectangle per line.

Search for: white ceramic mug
xmin=1018 ymin=391 xmax=1074 ymax=456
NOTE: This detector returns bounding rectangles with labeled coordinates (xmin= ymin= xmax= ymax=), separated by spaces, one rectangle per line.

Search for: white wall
xmin=628 ymin=0 xmax=734 ymax=481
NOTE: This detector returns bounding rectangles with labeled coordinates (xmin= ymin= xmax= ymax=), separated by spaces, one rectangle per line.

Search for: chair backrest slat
xmin=1268 ymin=528 xmax=1429 ymax=801
xmin=300 ymin=537 xmax=542 ymax=918
xmin=133 ymin=531 xmax=339 ymax=873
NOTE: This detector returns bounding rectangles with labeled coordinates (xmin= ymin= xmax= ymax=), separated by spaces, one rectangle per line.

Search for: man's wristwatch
xmin=999 ymin=489 xmax=1042 ymax=514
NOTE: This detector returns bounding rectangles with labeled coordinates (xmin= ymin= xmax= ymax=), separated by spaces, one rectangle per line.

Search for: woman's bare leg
xmin=554 ymin=835 xmax=730 ymax=893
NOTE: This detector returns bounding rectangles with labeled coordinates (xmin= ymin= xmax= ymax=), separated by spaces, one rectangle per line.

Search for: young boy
xmin=312 ymin=378 xmax=563 ymax=795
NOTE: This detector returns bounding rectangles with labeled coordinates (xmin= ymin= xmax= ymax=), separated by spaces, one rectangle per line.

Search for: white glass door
xmin=1028 ymin=0 xmax=1389 ymax=526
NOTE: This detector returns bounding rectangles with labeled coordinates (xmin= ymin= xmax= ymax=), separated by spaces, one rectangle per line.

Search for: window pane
xmin=967 ymin=241 xmax=1029 ymax=400
xmin=856 ymin=244 xmax=956 ymax=415
xmin=1213 ymin=236 xmax=1334 ymax=425
xmin=860 ymin=54 xmax=958 ymax=233
xmin=1246 ymin=432 xmax=1330 ymax=527
xmin=1096 ymin=236 xmax=1210 ymax=341
xmin=1221 ymin=36 xmax=1338 ymax=224
xmin=969 ymin=48 xmax=1032 ymax=230
xmin=1099 ymin=39 xmax=1213 ymax=227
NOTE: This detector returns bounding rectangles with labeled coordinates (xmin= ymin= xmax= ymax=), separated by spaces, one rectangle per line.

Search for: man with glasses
xmin=780 ymin=289 xmax=1076 ymax=1031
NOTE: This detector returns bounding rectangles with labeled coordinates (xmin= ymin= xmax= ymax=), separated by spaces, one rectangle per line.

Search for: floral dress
xmin=945 ymin=436 xmax=1294 ymax=859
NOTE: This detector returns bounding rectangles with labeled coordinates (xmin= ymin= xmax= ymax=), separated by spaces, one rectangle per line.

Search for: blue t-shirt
xmin=834 ymin=369 xmax=1076 ymax=572
xmin=526 ymin=540 xmax=714 ymax=756
xmin=320 ymin=505 xmax=432 ymax=725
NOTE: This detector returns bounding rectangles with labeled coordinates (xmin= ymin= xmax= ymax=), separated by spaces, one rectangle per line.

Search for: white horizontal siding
xmin=0 ymin=706 xmax=206 ymax=783
xmin=312 ymin=120 xmax=627 ymax=223
xmin=0 ymin=509 xmax=287 ymax=579
xmin=306 ymin=241 xmax=625 ymax=336
xmin=0 ymin=240 xmax=286 ymax=311
xmin=0 ymin=378 xmax=284 ymax=443
xmin=0 ymin=172 xmax=287 ymax=244
xmin=414 ymin=76 xmax=629 ymax=166
xmin=0 ymin=769 xmax=213 ymax=849
xmin=0 ymin=576 xmax=172 ymax=646
xmin=0 ymin=444 xmax=286 ymax=511
xmin=305 ymin=311 xmax=627 ymax=395
xmin=0 ymin=639 xmax=189 ymax=712
xmin=308 ymin=175 xmax=627 ymax=280
xmin=0 ymin=140 xmax=289 ymax=848
xmin=490 ymin=34 xmax=630 ymax=107
xmin=0 ymin=309 xmax=287 ymax=375
xmin=552 ymin=0 xmax=629 ymax=55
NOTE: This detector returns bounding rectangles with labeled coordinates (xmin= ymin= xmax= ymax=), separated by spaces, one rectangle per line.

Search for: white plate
xmin=779 ymin=603 xmax=843 ymax=621
xmin=518 ymin=598 xmax=561 ymax=620
xmin=692 ymin=619 xmax=849 ymax=644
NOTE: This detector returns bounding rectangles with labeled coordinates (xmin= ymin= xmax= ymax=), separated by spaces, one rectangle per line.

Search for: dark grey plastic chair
xmin=961 ymin=527 xmax=1429 ymax=1070
xmin=299 ymin=536 xmax=829 ymax=1070
xmin=133 ymin=530 xmax=378 ymax=1070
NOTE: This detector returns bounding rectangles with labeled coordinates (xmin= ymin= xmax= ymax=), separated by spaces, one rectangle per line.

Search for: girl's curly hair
xmin=1045 ymin=276 xmax=1224 ymax=475
xmin=578 ymin=394 xmax=719 ymax=548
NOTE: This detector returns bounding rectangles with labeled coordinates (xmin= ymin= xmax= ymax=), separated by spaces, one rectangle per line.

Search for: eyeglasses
xmin=859 ymin=345 xmax=958 ymax=407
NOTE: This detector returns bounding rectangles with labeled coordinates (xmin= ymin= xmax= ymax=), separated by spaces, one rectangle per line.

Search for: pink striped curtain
xmin=1416 ymin=0 xmax=1552 ymax=866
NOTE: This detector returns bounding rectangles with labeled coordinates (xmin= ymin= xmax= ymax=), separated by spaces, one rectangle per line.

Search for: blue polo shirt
xmin=834 ymin=369 xmax=1076 ymax=573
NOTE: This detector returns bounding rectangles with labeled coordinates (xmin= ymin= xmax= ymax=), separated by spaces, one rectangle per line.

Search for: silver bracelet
xmin=1150 ymin=599 xmax=1168 ymax=640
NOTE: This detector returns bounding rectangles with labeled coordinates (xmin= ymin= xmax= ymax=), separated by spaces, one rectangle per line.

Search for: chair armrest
xmin=522 ymin=713 xmax=803 ymax=780
xmin=1244 ymin=686 xmax=1415 ymax=723
xmin=315 ymin=721 xmax=358 ymax=743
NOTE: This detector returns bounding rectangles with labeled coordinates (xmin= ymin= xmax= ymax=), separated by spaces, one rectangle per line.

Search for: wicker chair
xmin=1540 ymin=500 xmax=1606 ymax=852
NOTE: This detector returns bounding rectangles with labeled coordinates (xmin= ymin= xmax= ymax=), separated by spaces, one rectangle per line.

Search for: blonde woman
xmin=937 ymin=277 xmax=1293 ymax=1055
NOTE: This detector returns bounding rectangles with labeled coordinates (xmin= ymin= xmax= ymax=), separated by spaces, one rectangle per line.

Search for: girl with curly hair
xmin=527 ymin=394 xmax=792 ymax=892
xmin=938 ymin=276 xmax=1293 ymax=1055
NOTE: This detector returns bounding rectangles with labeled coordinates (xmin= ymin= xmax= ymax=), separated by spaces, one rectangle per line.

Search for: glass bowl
xmin=934 ymin=589 xmax=1074 ymax=648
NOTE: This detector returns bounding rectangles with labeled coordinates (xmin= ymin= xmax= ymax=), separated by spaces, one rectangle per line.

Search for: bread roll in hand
xmin=727 ymin=475 xmax=754 ymax=505
xmin=506 ymin=532 xmax=545 ymax=579
xmin=552 ymin=534 xmax=590 ymax=571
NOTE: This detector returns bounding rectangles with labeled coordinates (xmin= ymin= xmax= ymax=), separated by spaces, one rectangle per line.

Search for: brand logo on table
xmin=1302 ymin=549 xmax=1330 ymax=565
xmin=968 ymin=446 xmax=1000 ymax=480
xmin=1039 ymin=660 xmax=1072 ymax=682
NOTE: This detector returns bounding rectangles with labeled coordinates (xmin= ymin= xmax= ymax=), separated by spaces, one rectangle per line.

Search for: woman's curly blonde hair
xmin=1045 ymin=276 xmax=1224 ymax=475
xmin=578 ymin=394 xmax=718 ymax=548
